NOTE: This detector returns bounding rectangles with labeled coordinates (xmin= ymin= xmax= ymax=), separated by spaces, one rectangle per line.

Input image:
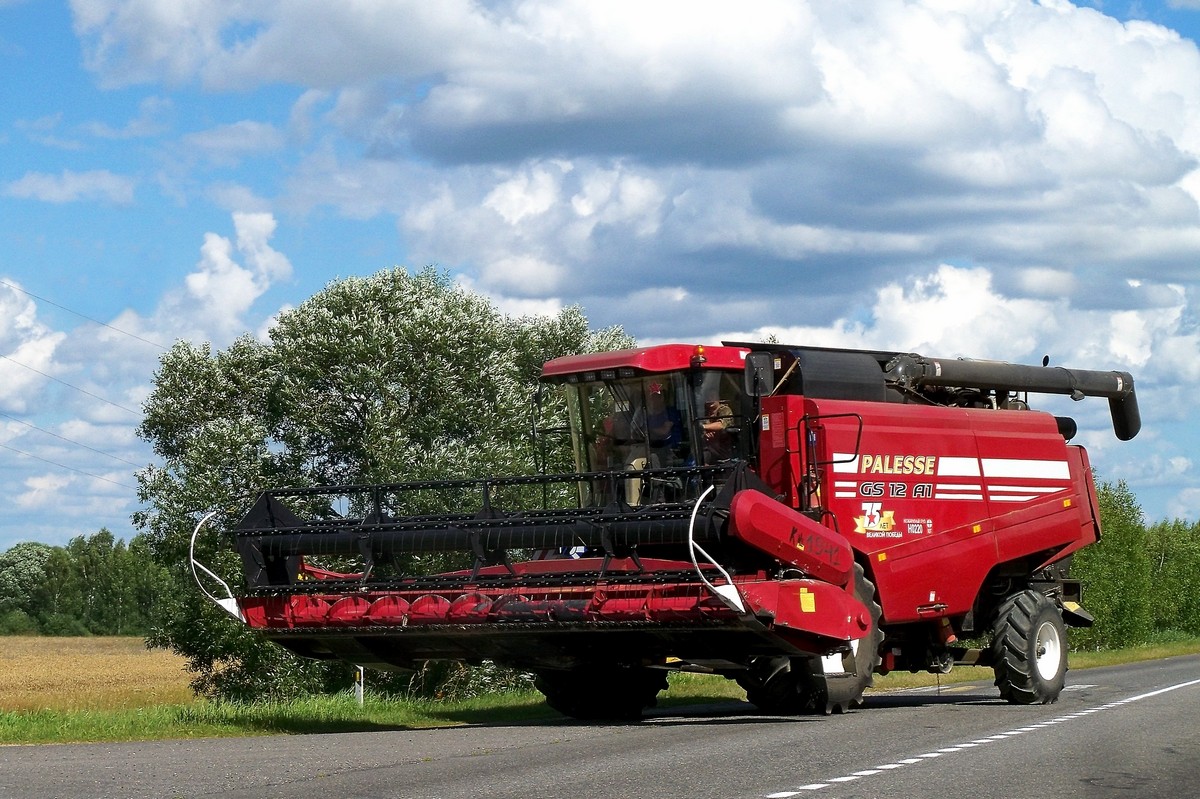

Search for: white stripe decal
xmin=831 ymin=453 xmax=859 ymax=473
xmin=989 ymin=485 xmax=1064 ymax=494
xmin=937 ymin=457 xmax=980 ymax=477
xmin=981 ymin=458 xmax=1070 ymax=480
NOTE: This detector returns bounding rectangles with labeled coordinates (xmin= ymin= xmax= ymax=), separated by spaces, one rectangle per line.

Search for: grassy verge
xmin=2 ymin=636 xmax=1198 ymax=745
xmin=0 ymin=693 xmax=562 ymax=745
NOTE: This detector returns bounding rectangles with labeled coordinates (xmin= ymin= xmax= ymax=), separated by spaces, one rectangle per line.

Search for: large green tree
xmin=135 ymin=267 xmax=632 ymax=699
xmin=1146 ymin=518 xmax=1200 ymax=638
xmin=0 ymin=541 xmax=52 ymax=633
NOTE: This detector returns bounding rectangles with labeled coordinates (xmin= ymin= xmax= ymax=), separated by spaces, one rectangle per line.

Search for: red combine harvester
xmin=200 ymin=343 xmax=1139 ymax=718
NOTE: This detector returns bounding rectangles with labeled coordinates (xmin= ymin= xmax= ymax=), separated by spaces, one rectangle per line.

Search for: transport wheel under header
xmin=807 ymin=562 xmax=884 ymax=714
xmin=534 ymin=665 xmax=669 ymax=720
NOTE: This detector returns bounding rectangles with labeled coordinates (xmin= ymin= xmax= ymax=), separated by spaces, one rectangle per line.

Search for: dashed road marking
xmin=763 ymin=678 xmax=1200 ymax=798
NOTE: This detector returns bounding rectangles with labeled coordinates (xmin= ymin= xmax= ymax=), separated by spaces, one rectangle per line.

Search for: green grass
xmin=4 ymin=638 xmax=1199 ymax=745
xmin=0 ymin=692 xmax=561 ymax=745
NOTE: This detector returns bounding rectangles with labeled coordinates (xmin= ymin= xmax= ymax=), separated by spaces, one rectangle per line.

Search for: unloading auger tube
xmin=883 ymin=353 xmax=1140 ymax=440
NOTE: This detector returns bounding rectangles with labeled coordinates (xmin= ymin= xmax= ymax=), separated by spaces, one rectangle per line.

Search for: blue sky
xmin=2 ymin=0 xmax=1200 ymax=551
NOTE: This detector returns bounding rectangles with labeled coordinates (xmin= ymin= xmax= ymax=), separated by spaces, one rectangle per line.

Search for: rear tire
xmin=534 ymin=665 xmax=667 ymax=720
xmin=991 ymin=590 xmax=1068 ymax=705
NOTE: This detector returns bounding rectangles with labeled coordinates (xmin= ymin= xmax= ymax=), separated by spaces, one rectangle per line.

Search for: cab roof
xmin=541 ymin=344 xmax=749 ymax=381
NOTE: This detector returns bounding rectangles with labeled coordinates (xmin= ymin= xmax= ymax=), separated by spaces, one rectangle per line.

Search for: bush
xmin=38 ymin=613 xmax=91 ymax=637
xmin=0 ymin=610 xmax=38 ymax=635
xmin=393 ymin=661 xmax=536 ymax=701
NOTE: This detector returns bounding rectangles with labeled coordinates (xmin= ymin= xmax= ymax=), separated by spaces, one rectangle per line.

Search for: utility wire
xmin=0 ymin=411 xmax=144 ymax=469
xmin=0 ymin=353 xmax=142 ymax=416
xmin=0 ymin=441 xmax=139 ymax=492
xmin=0 ymin=278 xmax=168 ymax=351
xmin=0 ymin=278 xmax=155 ymax=497
xmin=0 ymin=278 xmax=155 ymax=416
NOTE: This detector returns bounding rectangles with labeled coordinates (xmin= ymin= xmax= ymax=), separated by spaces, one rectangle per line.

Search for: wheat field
xmin=0 ymin=636 xmax=193 ymax=712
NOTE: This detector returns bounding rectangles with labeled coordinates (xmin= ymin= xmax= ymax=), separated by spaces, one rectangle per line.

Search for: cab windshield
xmin=561 ymin=370 xmax=746 ymax=506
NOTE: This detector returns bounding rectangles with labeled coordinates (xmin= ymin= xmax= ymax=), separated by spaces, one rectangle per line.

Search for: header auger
xmin=196 ymin=342 xmax=1138 ymax=718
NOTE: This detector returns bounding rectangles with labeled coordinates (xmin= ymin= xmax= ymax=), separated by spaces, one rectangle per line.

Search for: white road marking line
xmin=762 ymin=677 xmax=1200 ymax=797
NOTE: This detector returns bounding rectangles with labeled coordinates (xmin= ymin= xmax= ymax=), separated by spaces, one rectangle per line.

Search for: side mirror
xmin=744 ymin=352 xmax=775 ymax=398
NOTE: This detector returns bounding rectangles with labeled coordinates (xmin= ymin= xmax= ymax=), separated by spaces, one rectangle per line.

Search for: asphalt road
xmin=2 ymin=655 xmax=1197 ymax=799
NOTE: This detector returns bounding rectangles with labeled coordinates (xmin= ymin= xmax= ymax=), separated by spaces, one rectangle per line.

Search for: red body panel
xmin=757 ymin=394 xmax=1098 ymax=625
xmin=739 ymin=579 xmax=871 ymax=643
xmin=728 ymin=489 xmax=853 ymax=586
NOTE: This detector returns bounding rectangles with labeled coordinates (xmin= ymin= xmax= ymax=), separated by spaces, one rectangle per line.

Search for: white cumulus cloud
xmin=4 ymin=169 xmax=135 ymax=204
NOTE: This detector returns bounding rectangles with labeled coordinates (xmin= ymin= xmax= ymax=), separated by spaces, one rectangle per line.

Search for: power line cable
xmin=0 ymin=278 xmax=168 ymax=351
xmin=0 ymin=441 xmax=139 ymax=492
xmin=0 ymin=411 xmax=144 ymax=468
xmin=0 ymin=279 xmax=155 ymax=495
xmin=0 ymin=353 xmax=142 ymax=416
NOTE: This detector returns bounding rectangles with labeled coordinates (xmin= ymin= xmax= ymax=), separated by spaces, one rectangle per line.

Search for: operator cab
xmin=560 ymin=369 xmax=747 ymax=506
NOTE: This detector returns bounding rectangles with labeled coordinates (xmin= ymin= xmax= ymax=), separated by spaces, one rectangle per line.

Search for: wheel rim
xmin=1034 ymin=620 xmax=1062 ymax=681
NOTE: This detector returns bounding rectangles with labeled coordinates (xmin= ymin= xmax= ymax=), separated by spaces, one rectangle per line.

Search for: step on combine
xmin=194 ymin=343 xmax=1139 ymax=718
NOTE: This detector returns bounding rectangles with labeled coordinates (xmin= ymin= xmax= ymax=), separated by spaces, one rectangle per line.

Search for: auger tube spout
xmin=884 ymin=354 xmax=1140 ymax=440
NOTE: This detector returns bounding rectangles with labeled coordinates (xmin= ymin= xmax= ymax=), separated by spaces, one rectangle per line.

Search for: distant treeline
xmin=1072 ymin=481 xmax=1200 ymax=650
xmin=0 ymin=530 xmax=170 ymax=636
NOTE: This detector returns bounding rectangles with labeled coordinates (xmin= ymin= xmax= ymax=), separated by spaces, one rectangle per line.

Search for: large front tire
xmin=741 ymin=563 xmax=883 ymax=715
xmin=534 ymin=665 xmax=667 ymax=720
xmin=810 ymin=563 xmax=884 ymax=714
xmin=991 ymin=590 xmax=1068 ymax=705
